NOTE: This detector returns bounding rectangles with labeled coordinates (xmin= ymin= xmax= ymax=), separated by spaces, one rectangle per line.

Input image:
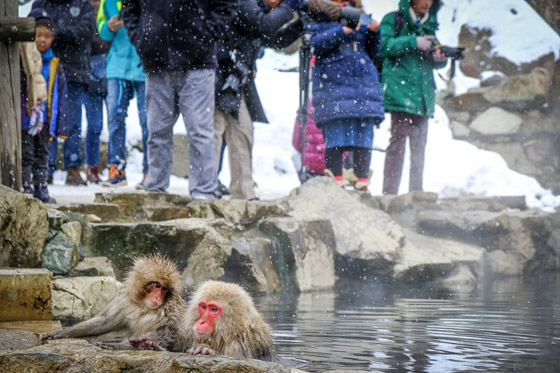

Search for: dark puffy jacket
xmin=122 ymin=0 xmax=238 ymax=73
xmin=216 ymin=0 xmax=302 ymax=123
xmin=32 ymin=0 xmax=94 ymax=86
xmin=310 ymin=22 xmax=385 ymax=125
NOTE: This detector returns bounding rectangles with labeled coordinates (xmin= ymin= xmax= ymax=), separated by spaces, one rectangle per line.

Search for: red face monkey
xmin=42 ymin=254 xmax=186 ymax=351
xmin=180 ymin=280 xmax=277 ymax=361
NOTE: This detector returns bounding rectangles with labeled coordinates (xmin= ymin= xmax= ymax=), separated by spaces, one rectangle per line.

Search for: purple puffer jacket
xmin=292 ymin=101 xmax=326 ymax=175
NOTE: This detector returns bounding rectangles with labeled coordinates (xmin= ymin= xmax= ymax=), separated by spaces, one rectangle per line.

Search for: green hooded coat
xmin=379 ymin=0 xmax=445 ymax=117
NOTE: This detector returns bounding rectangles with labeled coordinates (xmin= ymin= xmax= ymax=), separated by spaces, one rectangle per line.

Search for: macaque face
xmin=195 ymin=301 xmax=222 ymax=336
xmin=35 ymin=25 xmax=54 ymax=54
xmin=412 ymin=0 xmax=433 ymax=16
xmin=144 ymin=281 xmax=168 ymax=309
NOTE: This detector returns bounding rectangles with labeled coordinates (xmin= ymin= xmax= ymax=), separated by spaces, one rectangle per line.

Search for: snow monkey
xmin=181 ymin=280 xmax=277 ymax=361
xmin=41 ymin=254 xmax=186 ymax=351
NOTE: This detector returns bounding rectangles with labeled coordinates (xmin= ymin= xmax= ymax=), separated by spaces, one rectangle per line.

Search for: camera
xmin=430 ymin=38 xmax=465 ymax=60
xmin=221 ymin=59 xmax=251 ymax=93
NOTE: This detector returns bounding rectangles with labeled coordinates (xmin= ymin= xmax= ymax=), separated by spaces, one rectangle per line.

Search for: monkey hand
xmin=93 ymin=341 xmax=116 ymax=350
xmin=40 ymin=331 xmax=64 ymax=341
xmin=129 ymin=336 xmax=159 ymax=350
xmin=186 ymin=344 xmax=217 ymax=356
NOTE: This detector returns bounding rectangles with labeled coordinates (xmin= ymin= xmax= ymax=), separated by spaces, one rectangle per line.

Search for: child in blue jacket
xmin=22 ymin=9 xmax=69 ymax=203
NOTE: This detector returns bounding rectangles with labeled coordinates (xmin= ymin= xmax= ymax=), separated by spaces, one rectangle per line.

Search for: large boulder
xmin=259 ymin=217 xmax=336 ymax=292
xmin=0 ymin=268 xmax=52 ymax=322
xmin=83 ymin=218 xmax=233 ymax=279
xmin=0 ymin=185 xmax=49 ymax=267
xmin=394 ymin=230 xmax=485 ymax=285
xmin=0 ymin=339 xmax=291 ymax=373
xmin=417 ymin=208 xmax=558 ymax=275
xmin=286 ymin=177 xmax=405 ymax=280
xmin=51 ymin=276 xmax=120 ymax=321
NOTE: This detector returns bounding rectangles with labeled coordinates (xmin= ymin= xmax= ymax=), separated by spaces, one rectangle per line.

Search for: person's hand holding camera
xmin=416 ymin=35 xmax=435 ymax=52
xmin=307 ymin=0 xmax=340 ymax=21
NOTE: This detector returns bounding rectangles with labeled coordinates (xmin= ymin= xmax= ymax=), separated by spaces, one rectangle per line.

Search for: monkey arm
xmin=41 ymin=296 xmax=129 ymax=341
xmin=41 ymin=313 xmax=127 ymax=340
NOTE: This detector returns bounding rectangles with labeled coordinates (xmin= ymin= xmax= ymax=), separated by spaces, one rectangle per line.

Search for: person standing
xmin=85 ymin=0 xmax=110 ymax=184
xmin=310 ymin=1 xmax=385 ymax=191
xmin=121 ymin=0 xmax=238 ymax=199
xmin=214 ymin=0 xmax=305 ymax=200
xmin=32 ymin=0 xmax=95 ymax=186
xmin=97 ymin=0 xmax=149 ymax=187
xmin=379 ymin=0 xmax=446 ymax=195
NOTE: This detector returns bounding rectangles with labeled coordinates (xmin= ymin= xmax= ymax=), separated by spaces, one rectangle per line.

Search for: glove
xmin=283 ymin=0 xmax=302 ymax=11
xmin=416 ymin=35 xmax=434 ymax=52
xmin=307 ymin=0 xmax=340 ymax=21
xmin=28 ymin=100 xmax=45 ymax=136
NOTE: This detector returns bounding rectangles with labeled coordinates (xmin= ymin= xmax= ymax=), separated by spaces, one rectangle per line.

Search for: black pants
xmin=22 ymin=124 xmax=50 ymax=187
xmin=325 ymin=146 xmax=371 ymax=178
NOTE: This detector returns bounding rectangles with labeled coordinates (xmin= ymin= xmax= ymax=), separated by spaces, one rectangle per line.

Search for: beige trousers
xmin=214 ymin=98 xmax=256 ymax=200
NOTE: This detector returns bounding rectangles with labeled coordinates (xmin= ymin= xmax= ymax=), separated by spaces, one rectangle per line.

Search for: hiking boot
xmin=22 ymin=183 xmax=34 ymax=195
xmin=102 ymin=164 xmax=127 ymax=187
xmin=87 ymin=164 xmax=102 ymax=184
xmin=354 ymin=169 xmax=373 ymax=192
xmin=135 ymin=173 xmax=147 ymax=190
xmin=33 ymin=183 xmax=57 ymax=204
xmin=216 ymin=180 xmax=230 ymax=198
xmin=325 ymin=169 xmax=349 ymax=188
xmin=342 ymin=168 xmax=358 ymax=186
xmin=66 ymin=167 xmax=87 ymax=186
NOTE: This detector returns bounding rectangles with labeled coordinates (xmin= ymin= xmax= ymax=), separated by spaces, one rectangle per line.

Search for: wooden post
xmin=0 ymin=0 xmax=35 ymax=191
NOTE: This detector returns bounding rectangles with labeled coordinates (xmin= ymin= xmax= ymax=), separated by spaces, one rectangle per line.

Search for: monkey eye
xmin=153 ymin=282 xmax=161 ymax=288
xmin=210 ymin=306 xmax=219 ymax=313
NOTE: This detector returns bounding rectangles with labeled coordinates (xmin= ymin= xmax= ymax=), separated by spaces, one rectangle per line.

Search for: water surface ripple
xmin=255 ymin=273 xmax=560 ymax=372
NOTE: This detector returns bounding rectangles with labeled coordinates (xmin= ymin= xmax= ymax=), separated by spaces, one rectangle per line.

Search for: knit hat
xmin=28 ymin=8 xmax=54 ymax=30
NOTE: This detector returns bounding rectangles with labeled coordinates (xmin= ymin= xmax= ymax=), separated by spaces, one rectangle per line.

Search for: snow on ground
xmin=19 ymin=1 xmax=560 ymax=211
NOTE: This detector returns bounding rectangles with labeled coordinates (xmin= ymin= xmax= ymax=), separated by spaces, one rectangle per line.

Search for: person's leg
xmin=84 ymin=90 xmax=105 ymax=183
xmin=224 ymin=98 xmax=256 ymax=200
xmin=21 ymin=131 xmax=34 ymax=192
xmin=134 ymin=81 xmax=149 ymax=176
xmin=408 ymin=115 xmax=429 ymax=192
xmin=214 ymin=108 xmax=228 ymax=171
xmin=33 ymin=125 xmax=56 ymax=203
xmin=325 ymin=147 xmax=346 ymax=187
xmin=48 ymin=137 xmax=57 ymax=182
xmin=382 ymin=111 xmax=411 ymax=195
xmin=352 ymin=147 xmax=372 ymax=179
xmin=176 ymin=69 xmax=218 ymax=199
xmin=84 ymin=90 xmax=104 ymax=168
xmin=105 ymin=79 xmax=134 ymax=186
xmin=32 ymin=124 xmax=51 ymax=187
xmin=64 ymin=82 xmax=87 ymax=185
xmin=143 ymin=71 xmax=179 ymax=192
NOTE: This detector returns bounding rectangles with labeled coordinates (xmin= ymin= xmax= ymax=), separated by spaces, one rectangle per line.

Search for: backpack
xmin=373 ymin=11 xmax=404 ymax=78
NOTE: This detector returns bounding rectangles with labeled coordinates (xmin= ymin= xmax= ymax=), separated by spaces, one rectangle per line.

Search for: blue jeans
xmin=85 ymin=54 xmax=107 ymax=167
xmin=84 ymin=90 xmax=105 ymax=167
xmin=63 ymin=82 xmax=87 ymax=169
xmin=106 ymin=78 xmax=148 ymax=173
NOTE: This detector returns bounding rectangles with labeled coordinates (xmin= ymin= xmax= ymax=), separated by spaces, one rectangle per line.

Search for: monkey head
xmin=188 ymin=280 xmax=268 ymax=340
xmin=123 ymin=254 xmax=182 ymax=310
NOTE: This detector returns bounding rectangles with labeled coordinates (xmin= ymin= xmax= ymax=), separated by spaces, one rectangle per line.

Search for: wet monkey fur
xmin=179 ymin=280 xmax=277 ymax=361
xmin=41 ymin=254 xmax=186 ymax=351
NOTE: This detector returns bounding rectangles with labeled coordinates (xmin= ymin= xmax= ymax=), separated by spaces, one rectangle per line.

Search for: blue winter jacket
xmin=22 ymin=48 xmax=69 ymax=138
xmin=97 ymin=0 xmax=145 ymax=81
xmin=310 ymin=22 xmax=385 ymax=125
